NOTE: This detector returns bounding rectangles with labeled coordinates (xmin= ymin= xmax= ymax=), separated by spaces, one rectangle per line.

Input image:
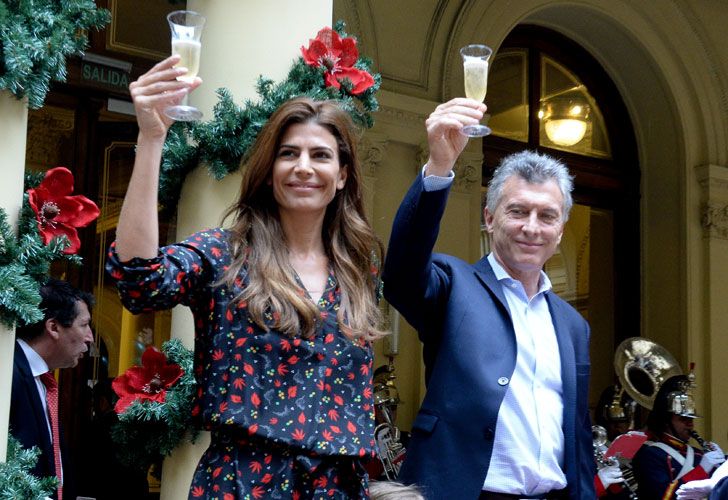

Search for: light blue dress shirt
xmin=482 ymin=254 xmax=566 ymax=495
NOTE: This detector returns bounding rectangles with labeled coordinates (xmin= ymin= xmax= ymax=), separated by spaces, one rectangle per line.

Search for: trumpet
xmin=593 ymin=426 xmax=639 ymax=499
xmin=592 ymin=425 xmax=613 ymax=468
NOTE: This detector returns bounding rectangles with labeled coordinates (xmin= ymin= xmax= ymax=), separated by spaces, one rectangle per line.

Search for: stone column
xmin=160 ymin=2 xmax=332 ymax=498
xmin=360 ymin=132 xmax=389 ymax=222
xmin=0 ymin=92 xmax=28 ymax=461
xmin=696 ymin=164 xmax=728 ymax=450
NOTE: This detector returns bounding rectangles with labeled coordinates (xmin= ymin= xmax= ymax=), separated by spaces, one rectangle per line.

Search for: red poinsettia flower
xmin=112 ymin=346 xmax=184 ymax=414
xmin=301 ymin=27 xmax=375 ymax=95
xmin=27 ymin=167 xmax=100 ymax=254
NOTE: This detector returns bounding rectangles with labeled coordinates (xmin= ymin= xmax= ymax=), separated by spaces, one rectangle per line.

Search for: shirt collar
xmin=17 ymin=338 xmax=50 ymax=377
xmin=487 ymin=253 xmax=552 ymax=295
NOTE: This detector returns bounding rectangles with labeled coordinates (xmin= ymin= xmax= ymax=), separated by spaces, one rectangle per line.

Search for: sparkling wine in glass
xmin=165 ymin=10 xmax=205 ymax=121
xmin=460 ymin=44 xmax=493 ymax=137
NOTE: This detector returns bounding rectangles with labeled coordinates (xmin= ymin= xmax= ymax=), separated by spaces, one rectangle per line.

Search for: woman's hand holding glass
xmin=128 ymin=55 xmax=202 ymax=139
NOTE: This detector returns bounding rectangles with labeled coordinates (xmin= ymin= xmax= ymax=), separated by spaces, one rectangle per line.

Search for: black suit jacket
xmin=382 ymin=176 xmax=595 ymax=500
xmin=11 ymin=341 xmax=78 ymax=499
xmin=10 ymin=341 xmax=57 ymax=484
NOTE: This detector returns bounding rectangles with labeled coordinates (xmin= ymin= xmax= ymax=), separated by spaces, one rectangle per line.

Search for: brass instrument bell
xmin=614 ymin=337 xmax=683 ymax=410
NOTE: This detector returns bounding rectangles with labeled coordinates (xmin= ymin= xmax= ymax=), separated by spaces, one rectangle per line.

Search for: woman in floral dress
xmin=106 ymin=55 xmax=385 ymax=499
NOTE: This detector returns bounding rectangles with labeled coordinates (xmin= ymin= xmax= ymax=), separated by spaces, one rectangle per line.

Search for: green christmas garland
xmin=159 ymin=20 xmax=381 ymax=215
xmin=0 ymin=173 xmax=82 ymax=329
xmin=0 ymin=0 xmax=110 ymax=109
xmin=111 ymin=338 xmax=197 ymax=475
xmin=0 ymin=435 xmax=56 ymax=500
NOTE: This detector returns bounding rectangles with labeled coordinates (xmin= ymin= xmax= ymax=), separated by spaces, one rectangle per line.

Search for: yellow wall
xmin=0 ymin=92 xmax=28 ymax=461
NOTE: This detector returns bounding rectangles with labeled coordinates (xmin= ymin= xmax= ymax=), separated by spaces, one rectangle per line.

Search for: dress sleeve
xmin=105 ymin=229 xmax=229 ymax=313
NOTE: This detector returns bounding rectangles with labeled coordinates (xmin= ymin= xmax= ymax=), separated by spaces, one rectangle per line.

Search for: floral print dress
xmin=106 ymin=229 xmax=376 ymax=499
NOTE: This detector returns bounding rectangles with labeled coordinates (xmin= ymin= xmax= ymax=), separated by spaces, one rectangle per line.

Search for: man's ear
xmin=45 ymin=318 xmax=61 ymax=341
xmin=483 ymin=207 xmax=495 ymax=233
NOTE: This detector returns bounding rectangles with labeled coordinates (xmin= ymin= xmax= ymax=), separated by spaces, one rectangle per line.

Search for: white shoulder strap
xmin=646 ymin=441 xmax=695 ymax=479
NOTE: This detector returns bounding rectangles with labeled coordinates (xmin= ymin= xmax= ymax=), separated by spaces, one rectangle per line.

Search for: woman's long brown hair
xmin=219 ymin=97 xmax=385 ymax=340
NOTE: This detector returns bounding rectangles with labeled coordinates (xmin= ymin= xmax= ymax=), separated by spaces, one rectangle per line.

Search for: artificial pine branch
xmin=0 ymin=435 xmax=56 ymax=500
xmin=0 ymin=207 xmax=42 ymax=328
xmin=0 ymin=262 xmax=43 ymax=328
xmin=0 ymin=0 xmax=111 ymax=109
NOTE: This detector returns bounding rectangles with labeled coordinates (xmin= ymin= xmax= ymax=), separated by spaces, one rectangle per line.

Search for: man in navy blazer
xmin=383 ymin=98 xmax=595 ymax=499
xmin=10 ymin=279 xmax=94 ymax=499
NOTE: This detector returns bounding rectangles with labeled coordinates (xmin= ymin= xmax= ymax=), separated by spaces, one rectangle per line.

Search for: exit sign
xmin=81 ymin=62 xmax=130 ymax=91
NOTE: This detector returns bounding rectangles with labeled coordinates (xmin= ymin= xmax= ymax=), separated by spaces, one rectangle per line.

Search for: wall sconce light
xmin=539 ymin=96 xmax=590 ymax=147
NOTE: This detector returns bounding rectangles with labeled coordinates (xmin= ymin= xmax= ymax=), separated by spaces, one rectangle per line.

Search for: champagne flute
xmin=165 ymin=10 xmax=205 ymax=121
xmin=460 ymin=44 xmax=493 ymax=137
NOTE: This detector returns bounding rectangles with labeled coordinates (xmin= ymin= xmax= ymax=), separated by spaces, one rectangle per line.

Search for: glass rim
xmin=460 ymin=44 xmax=493 ymax=60
xmin=167 ymin=10 xmax=206 ymax=27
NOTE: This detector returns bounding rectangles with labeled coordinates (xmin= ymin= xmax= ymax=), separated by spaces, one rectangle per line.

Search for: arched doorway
xmin=483 ymin=25 xmax=640 ymax=406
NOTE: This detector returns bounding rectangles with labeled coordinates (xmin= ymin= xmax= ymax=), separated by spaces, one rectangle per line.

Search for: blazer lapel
xmin=473 ymin=257 xmax=511 ymax=315
xmin=546 ymin=294 xmax=577 ymax=464
xmin=14 ymin=342 xmax=53 ymax=447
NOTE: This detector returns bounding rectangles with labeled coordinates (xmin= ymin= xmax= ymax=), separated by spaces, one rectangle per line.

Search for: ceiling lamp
xmin=540 ymin=97 xmax=590 ymax=147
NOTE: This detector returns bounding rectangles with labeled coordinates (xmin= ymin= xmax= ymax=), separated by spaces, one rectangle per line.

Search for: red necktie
xmin=40 ymin=371 xmax=63 ymax=500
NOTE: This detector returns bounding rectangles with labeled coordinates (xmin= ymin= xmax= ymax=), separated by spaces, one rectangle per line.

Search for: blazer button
xmin=484 ymin=427 xmax=495 ymax=440
xmin=497 ymin=377 xmax=509 ymax=386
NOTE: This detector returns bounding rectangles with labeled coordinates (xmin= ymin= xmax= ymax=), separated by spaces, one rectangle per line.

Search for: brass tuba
xmin=614 ymin=337 xmax=683 ymax=410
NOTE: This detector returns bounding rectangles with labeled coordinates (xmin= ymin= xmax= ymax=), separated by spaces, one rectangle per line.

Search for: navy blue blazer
xmin=382 ymin=176 xmax=595 ymax=500
xmin=10 ymin=341 xmax=56 ymax=483
xmin=711 ymin=477 xmax=728 ymax=499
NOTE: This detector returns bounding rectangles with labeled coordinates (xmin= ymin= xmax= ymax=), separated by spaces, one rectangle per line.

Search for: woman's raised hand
xmin=129 ymin=54 xmax=202 ymax=139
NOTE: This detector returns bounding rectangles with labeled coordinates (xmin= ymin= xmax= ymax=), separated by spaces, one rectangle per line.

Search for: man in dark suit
xmin=10 ymin=278 xmax=94 ymax=499
xmin=383 ymin=98 xmax=595 ymax=499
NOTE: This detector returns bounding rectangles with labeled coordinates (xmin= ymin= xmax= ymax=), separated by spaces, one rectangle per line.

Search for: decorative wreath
xmin=111 ymin=339 xmax=197 ymax=474
xmin=0 ymin=167 xmax=99 ymax=329
xmin=159 ymin=20 xmax=381 ymax=214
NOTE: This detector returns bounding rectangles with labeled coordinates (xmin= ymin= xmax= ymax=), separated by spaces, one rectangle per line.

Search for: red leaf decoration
xmin=300 ymin=27 xmax=375 ymax=95
xmin=27 ymin=167 xmax=100 ymax=254
xmin=112 ymin=346 xmax=183 ymax=414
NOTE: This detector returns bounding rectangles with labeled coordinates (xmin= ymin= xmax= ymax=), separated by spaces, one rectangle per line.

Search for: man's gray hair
xmin=485 ymin=150 xmax=574 ymax=221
